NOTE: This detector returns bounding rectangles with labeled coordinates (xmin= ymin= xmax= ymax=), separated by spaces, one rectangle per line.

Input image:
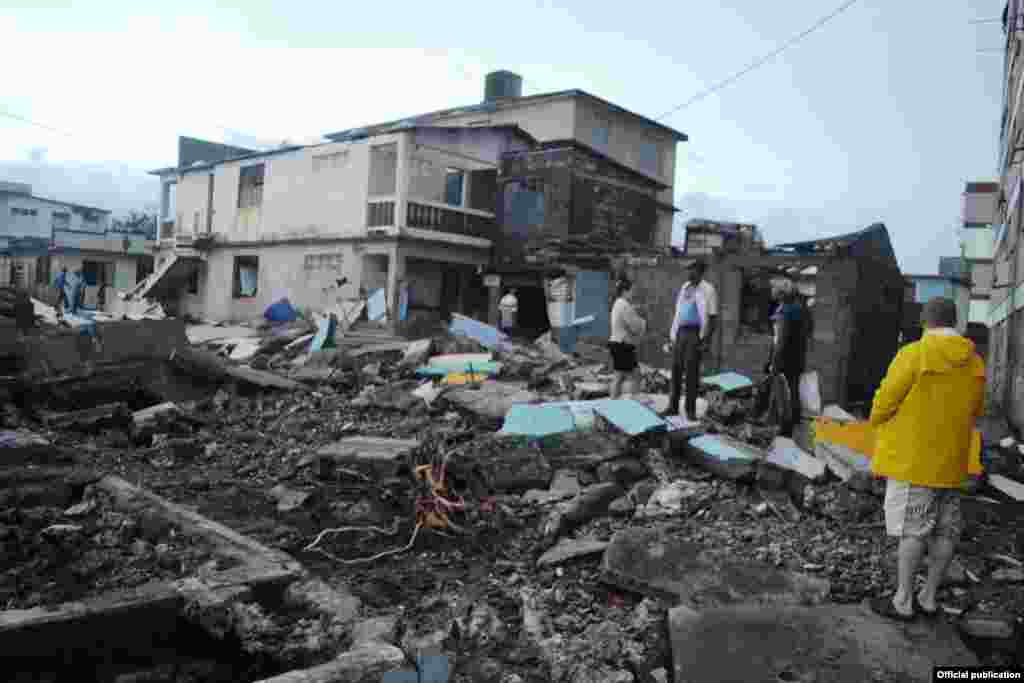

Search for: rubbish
xmin=429 ymin=352 xmax=493 ymax=368
xmin=269 ymin=485 xmax=315 ymax=513
xmin=449 ymin=313 xmax=508 ymax=350
xmin=988 ymin=473 xmax=1024 ymax=501
xmin=414 ymin=461 xmax=465 ymax=531
xmin=449 ymin=439 xmax=553 ymax=492
xmin=415 ymin=361 xmax=502 ymax=378
xmin=799 ymin=371 xmax=822 ymax=416
xmin=542 ymin=482 xmax=624 ymax=543
xmin=991 ymin=568 xmax=1024 ymax=582
xmin=685 ymin=435 xmax=765 ymax=481
xmin=227 ymin=365 xmax=303 ymax=391
xmin=766 ymin=437 xmax=827 ymax=482
xmin=354 ymin=381 xmax=425 ymax=411
xmin=350 ymin=342 xmax=411 ymax=358
xmin=701 ymin=372 xmax=754 ymax=393
xmin=537 ymin=539 xmax=610 ymax=568
xmin=603 ymin=528 xmax=830 ymax=606
xmin=310 ymin=315 xmax=337 ymax=352
xmin=535 ymin=331 xmax=570 ymax=362
xmin=285 ymin=333 xmax=315 ymax=350
xmin=412 ymin=381 xmax=445 ymax=406
xmin=132 ymin=402 xmax=181 ymax=428
xmin=367 ymin=289 xmax=387 ymax=322
xmin=264 ymin=297 xmax=297 ymax=323
xmin=959 ymin=612 xmax=1017 ymax=640
xmin=228 ymin=338 xmax=262 ymax=361
xmin=444 ymin=381 xmax=539 ymax=421
xmin=815 ymin=442 xmax=875 ymax=491
xmin=400 ymin=339 xmax=433 ymax=367
xmin=41 ymin=403 xmax=132 ymax=432
xmin=63 ymin=499 xmax=97 ymax=517
xmin=596 ymin=457 xmax=650 ymax=485
xmin=172 ymin=346 xmax=303 ymax=391
xmin=186 ymin=324 xmax=261 ymax=345
xmin=593 ymin=399 xmax=667 ymax=437
xmin=634 ymin=480 xmax=702 ymax=518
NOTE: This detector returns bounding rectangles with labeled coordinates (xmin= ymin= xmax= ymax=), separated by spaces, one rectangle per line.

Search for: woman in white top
xmin=608 ymin=277 xmax=647 ymax=398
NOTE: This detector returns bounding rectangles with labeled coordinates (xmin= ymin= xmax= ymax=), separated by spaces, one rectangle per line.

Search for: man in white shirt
xmin=499 ymin=289 xmax=519 ymax=335
xmin=662 ymin=260 xmax=718 ymax=419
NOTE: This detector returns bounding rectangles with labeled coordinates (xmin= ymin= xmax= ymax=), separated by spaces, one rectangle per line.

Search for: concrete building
xmin=959 ymin=181 xmax=997 ymax=327
xmin=904 ymin=274 xmax=971 ymax=334
xmin=146 ymin=72 xmax=687 ymax=333
xmin=0 ymin=182 xmax=154 ymax=306
xmin=681 ymin=219 xmax=764 ymax=257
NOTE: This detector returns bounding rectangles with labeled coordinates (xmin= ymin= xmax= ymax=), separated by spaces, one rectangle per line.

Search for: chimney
xmin=484 ymin=71 xmax=523 ymax=103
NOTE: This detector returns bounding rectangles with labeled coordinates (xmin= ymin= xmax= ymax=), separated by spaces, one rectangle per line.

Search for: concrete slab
xmin=537 ymin=539 xmax=610 ymax=568
xmin=316 ymin=437 xmax=420 ymax=478
xmin=668 ymin=603 xmax=977 ymax=683
xmin=685 ymin=434 xmax=765 ymax=481
xmin=602 ymin=527 xmax=830 ymax=608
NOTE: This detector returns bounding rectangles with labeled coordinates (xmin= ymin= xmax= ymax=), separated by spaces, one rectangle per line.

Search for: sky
xmin=0 ymin=0 xmax=1007 ymax=273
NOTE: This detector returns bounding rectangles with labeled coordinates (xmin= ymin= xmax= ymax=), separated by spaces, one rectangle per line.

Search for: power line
xmin=655 ymin=0 xmax=864 ymax=121
xmin=0 ymin=109 xmax=75 ymax=137
xmin=968 ymin=18 xmax=1002 ymax=25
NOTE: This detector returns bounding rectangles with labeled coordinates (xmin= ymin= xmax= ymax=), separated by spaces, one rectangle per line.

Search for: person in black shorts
xmin=608 ymin=277 xmax=646 ymax=398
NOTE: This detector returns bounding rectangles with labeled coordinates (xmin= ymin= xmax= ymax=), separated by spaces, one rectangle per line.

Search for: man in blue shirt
xmin=54 ymin=265 xmax=69 ymax=317
xmin=663 ymin=260 xmax=718 ymax=420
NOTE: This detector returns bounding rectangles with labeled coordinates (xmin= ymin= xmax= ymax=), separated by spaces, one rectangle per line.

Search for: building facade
xmin=960 ymin=181 xmax=997 ymax=327
xmin=145 ymin=72 xmax=688 ymax=332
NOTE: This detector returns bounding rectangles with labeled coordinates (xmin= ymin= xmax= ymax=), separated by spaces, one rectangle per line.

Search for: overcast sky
xmin=0 ymin=1 xmax=1005 ymax=273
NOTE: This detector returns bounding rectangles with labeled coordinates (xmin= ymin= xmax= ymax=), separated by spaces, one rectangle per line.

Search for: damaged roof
xmin=323 ymin=89 xmax=689 ymax=144
xmin=772 ymin=223 xmax=897 ymax=264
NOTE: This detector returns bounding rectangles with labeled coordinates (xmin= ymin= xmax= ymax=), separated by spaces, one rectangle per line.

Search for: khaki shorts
xmin=883 ymin=479 xmax=962 ymax=541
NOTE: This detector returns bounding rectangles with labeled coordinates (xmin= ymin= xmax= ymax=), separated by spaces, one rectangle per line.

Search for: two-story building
xmin=0 ymin=181 xmax=154 ymax=306
xmin=144 ymin=71 xmax=687 ymax=334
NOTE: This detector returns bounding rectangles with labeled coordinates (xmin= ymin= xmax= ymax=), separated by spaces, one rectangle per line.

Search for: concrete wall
xmin=573 ymin=96 xmax=676 ymax=187
xmin=436 ymin=98 xmax=577 ymax=146
xmin=0 ymin=194 xmax=110 ymax=240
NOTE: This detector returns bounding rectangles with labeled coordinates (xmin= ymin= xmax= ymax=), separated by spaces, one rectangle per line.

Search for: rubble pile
xmin=1 ymin=310 xmax=1022 ymax=680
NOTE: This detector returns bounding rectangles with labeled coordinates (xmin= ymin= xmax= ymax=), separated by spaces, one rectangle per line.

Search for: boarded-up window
xmin=368 ymin=144 xmax=397 ymax=196
xmin=233 ymin=255 xmax=259 ymax=298
xmin=35 ymin=255 xmax=50 ymax=285
xmin=238 ymin=164 xmax=265 ymax=209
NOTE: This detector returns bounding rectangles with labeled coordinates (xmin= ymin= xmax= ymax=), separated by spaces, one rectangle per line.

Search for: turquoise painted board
xmin=500 ymin=403 xmax=577 ymax=437
xmin=702 ymin=372 xmax=754 ymax=393
xmin=593 ymin=399 xmax=667 ymax=436
xmin=689 ymin=435 xmax=761 ymax=462
xmin=449 ymin=313 xmax=508 ymax=350
xmin=415 ymin=362 xmax=502 ymax=377
xmin=428 ymin=353 xmax=493 ymax=368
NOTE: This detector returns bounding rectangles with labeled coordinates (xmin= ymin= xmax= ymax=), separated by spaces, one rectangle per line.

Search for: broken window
xmin=444 ymin=168 xmax=465 ymax=207
xmin=136 ymin=257 xmax=153 ymax=284
xmin=233 ymin=256 xmax=259 ymax=298
xmin=368 ymin=144 xmax=397 ymax=196
xmin=238 ymin=164 xmax=265 ymax=209
xmin=51 ymin=211 xmax=70 ymax=229
xmin=738 ymin=265 xmax=817 ymax=338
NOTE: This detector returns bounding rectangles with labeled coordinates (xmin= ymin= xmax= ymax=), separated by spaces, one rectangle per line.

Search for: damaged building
xmin=615 ymin=223 xmax=905 ymax=407
xmin=142 ymin=71 xmax=687 ymax=336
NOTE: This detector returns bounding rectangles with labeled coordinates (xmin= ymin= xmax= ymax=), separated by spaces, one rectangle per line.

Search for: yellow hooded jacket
xmin=869 ymin=330 xmax=985 ymax=489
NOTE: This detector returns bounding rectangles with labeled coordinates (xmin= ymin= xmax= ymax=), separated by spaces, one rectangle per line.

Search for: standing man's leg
xmin=666 ymin=337 xmax=686 ymax=415
xmin=918 ymin=491 xmax=962 ymax=613
xmin=780 ymin=369 xmax=801 ymax=437
xmin=684 ymin=330 xmax=702 ymax=419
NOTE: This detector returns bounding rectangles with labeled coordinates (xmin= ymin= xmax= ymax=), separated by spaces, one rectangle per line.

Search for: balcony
xmin=367 ymin=200 xmax=395 ymax=228
xmin=406 ymin=201 xmax=493 ymax=240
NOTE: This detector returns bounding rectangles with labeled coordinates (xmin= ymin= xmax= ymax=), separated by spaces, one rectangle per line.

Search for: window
xmin=186 ymin=267 xmax=199 ymax=294
xmin=368 ymin=144 xmax=398 ymax=196
xmin=9 ymin=262 xmax=25 ymax=287
xmin=238 ymin=163 xmax=265 ymax=209
xmin=303 ymin=253 xmax=344 ymax=271
xmin=11 ymin=207 xmax=37 ymax=217
xmin=52 ymin=211 xmax=70 ymax=229
xmin=444 ymin=168 xmax=465 ymax=206
xmin=592 ymin=115 xmax=610 ymax=150
xmin=233 ymin=255 xmax=259 ymax=298
xmin=638 ymin=140 xmax=660 ymax=176
xmin=35 ymin=255 xmax=51 ymax=285
xmin=83 ymin=212 xmax=99 ymax=225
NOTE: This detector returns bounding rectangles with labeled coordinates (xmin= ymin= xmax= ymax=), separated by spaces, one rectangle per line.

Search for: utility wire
xmin=655 ymin=0 xmax=864 ymax=120
xmin=0 ymin=109 xmax=75 ymax=137
xmin=968 ymin=18 xmax=1002 ymax=25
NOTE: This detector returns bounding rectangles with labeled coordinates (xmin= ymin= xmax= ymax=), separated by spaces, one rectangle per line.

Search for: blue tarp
xmin=367 ymin=288 xmax=387 ymax=321
xmin=264 ymin=298 xmax=297 ymax=323
xmin=702 ymin=372 xmax=754 ymax=393
xmin=500 ymin=399 xmax=666 ymax=438
xmin=449 ymin=313 xmax=508 ymax=350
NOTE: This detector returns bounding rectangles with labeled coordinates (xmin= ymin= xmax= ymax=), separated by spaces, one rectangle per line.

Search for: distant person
xmin=54 ymin=265 xmax=69 ymax=317
xmin=499 ymin=288 xmax=519 ymax=336
xmin=68 ymin=268 xmax=85 ymax=316
xmin=662 ymin=260 xmax=718 ymax=420
xmin=868 ymin=297 xmax=985 ymax=621
xmin=765 ymin=279 xmax=809 ymax=437
xmin=608 ymin=277 xmax=646 ymax=398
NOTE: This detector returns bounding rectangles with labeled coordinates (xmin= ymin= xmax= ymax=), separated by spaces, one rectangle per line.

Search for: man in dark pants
xmin=661 ymin=260 xmax=718 ymax=420
xmin=766 ymin=279 xmax=808 ymax=437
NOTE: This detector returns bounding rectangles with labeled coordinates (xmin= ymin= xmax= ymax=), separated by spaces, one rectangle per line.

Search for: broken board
xmin=700 ymin=372 xmax=753 ymax=394
xmin=989 ymin=473 xmax=1024 ymax=502
xmin=685 ymin=434 xmax=765 ymax=481
xmin=815 ymin=441 xmax=874 ymax=491
xmin=766 ymin=437 xmax=826 ymax=482
xmin=315 ymin=437 xmax=420 ymax=478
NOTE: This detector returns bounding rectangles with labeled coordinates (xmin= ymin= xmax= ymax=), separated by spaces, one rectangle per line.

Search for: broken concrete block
xmin=446 ymin=381 xmax=538 ymax=421
xmin=316 ymin=437 xmax=419 ymax=479
xmin=989 ymin=473 xmax=1024 ymax=501
xmin=452 ymin=442 xmax=553 ymax=493
xmin=542 ymin=482 xmax=624 ymax=543
xmin=538 ymin=431 xmax=631 ymax=469
xmin=257 ymin=643 xmax=406 ymax=683
xmin=550 ymin=469 xmax=582 ymax=496
xmin=959 ymin=612 xmax=1017 ymax=640
xmin=634 ymin=480 xmax=702 ymax=519
xmin=596 ymin=457 xmax=650 ymax=485
xmin=351 ymin=616 xmax=399 ymax=646
xmin=991 ymin=567 xmax=1024 ymax=583
xmin=269 ymin=485 xmax=315 ymax=513
xmin=132 ymin=402 xmax=180 ymax=428
xmin=815 ymin=441 xmax=874 ymax=491
xmin=602 ymin=527 xmax=830 ymax=608
xmin=284 ymin=577 xmax=361 ymax=625
xmin=685 ymin=435 xmax=764 ymax=481
xmin=42 ymin=402 xmax=132 ymax=432
xmin=400 ymin=338 xmax=433 ymax=367
xmin=755 ymin=461 xmax=790 ymax=490
xmin=669 ymin=603 xmax=976 ymax=683
xmin=537 ymin=539 xmax=610 ymax=568
xmin=608 ymin=496 xmax=635 ymax=517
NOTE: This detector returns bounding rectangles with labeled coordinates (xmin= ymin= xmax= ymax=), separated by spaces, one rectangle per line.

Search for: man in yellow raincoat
xmin=868 ymin=298 xmax=985 ymax=621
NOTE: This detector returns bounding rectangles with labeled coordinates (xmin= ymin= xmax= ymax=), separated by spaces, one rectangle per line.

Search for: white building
xmin=959 ymin=181 xmax=998 ymax=326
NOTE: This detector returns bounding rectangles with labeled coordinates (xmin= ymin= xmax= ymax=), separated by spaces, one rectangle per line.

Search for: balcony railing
xmin=406 ymin=201 xmax=493 ymax=240
xmin=367 ymin=200 xmax=395 ymax=228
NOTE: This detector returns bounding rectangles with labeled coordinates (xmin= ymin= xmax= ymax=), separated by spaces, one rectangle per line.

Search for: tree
xmin=111 ymin=210 xmax=157 ymax=239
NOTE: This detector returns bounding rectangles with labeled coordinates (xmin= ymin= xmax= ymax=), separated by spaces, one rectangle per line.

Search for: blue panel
xmin=500 ymin=399 xmax=666 ymax=437
xmin=702 ymin=372 xmax=754 ymax=393
xmin=449 ymin=314 xmax=508 ymax=350
xmin=573 ymin=270 xmax=611 ymax=339
xmin=418 ymin=655 xmax=450 ymax=683
xmin=415 ymin=362 xmax=501 ymax=377
xmin=310 ymin=316 xmax=336 ymax=351
xmin=914 ymin=280 xmax=952 ymax=303
xmin=689 ymin=435 xmax=760 ymax=463
xmin=367 ymin=288 xmax=387 ymax=321
xmin=593 ymin=399 xmax=666 ymax=436
xmin=500 ymin=404 xmax=577 ymax=437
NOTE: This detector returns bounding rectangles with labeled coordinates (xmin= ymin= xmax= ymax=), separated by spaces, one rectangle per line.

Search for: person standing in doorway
xmin=868 ymin=297 xmax=984 ymax=621
xmin=662 ymin=260 xmax=718 ymax=420
xmin=608 ymin=277 xmax=646 ymax=398
xmin=499 ymin=288 xmax=519 ymax=336
xmin=766 ymin=278 xmax=808 ymax=437
xmin=54 ymin=265 xmax=69 ymax=318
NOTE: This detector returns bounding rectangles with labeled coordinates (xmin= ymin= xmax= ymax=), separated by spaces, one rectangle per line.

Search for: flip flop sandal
xmin=870 ymin=595 xmax=916 ymax=622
